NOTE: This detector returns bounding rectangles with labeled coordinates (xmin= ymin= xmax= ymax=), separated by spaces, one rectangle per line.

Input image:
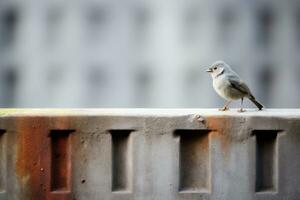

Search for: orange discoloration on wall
xmin=51 ymin=117 xmax=72 ymax=131
xmin=205 ymin=116 xmax=233 ymax=156
xmin=16 ymin=117 xmax=48 ymax=199
xmin=15 ymin=116 xmax=73 ymax=200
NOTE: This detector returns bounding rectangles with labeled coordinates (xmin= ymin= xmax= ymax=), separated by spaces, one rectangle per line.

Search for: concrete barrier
xmin=0 ymin=109 xmax=299 ymax=200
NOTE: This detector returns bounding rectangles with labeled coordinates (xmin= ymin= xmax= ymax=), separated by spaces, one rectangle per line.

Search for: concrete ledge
xmin=0 ymin=109 xmax=299 ymax=200
xmin=0 ymin=108 xmax=300 ymax=117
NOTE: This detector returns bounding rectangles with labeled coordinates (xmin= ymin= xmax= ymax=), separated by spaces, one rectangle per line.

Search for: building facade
xmin=0 ymin=0 xmax=300 ymax=108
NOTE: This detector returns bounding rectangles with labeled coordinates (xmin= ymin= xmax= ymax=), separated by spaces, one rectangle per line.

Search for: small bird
xmin=206 ymin=61 xmax=263 ymax=112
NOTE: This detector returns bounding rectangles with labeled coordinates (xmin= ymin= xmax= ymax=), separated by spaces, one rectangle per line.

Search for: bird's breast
xmin=213 ymin=77 xmax=242 ymax=100
xmin=213 ymin=78 xmax=229 ymax=99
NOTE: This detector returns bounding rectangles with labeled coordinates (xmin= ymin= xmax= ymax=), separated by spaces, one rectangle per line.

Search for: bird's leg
xmin=238 ymin=98 xmax=246 ymax=112
xmin=219 ymin=101 xmax=232 ymax=111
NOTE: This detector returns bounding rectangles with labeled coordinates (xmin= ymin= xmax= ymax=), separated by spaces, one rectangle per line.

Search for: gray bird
xmin=206 ymin=61 xmax=263 ymax=112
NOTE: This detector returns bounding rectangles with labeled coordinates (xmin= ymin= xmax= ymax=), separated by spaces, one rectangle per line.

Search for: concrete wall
xmin=0 ymin=109 xmax=299 ymax=200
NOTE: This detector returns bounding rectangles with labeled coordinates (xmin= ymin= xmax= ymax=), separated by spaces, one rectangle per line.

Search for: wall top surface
xmin=0 ymin=108 xmax=299 ymax=117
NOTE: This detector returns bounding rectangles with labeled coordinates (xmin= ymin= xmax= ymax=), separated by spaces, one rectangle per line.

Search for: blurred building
xmin=0 ymin=0 xmax=300 ymax=108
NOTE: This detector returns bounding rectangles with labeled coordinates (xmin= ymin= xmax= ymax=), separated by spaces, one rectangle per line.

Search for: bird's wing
xmin=228 ymin=79 xmax=252 ymax=96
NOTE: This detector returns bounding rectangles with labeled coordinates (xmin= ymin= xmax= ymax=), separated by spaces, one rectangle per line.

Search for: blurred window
xmin=295 ymin=8 xmax=300 ymax=46
xmin=135 ymin=66 xmax=151 ymax=106
xmin=219 ymin=6 xmax=236 ymax=44
xmin=133 ymin=6 xmax=150 ymax=43
xmin=184 ymin=65 xmax=202 ymax=106
xmin=47 ymin=66 xmax=64 ymax=86
xmin=0 ymin=7 xmax=18 ymax=48
xmin=84 ymin=65 xmax=108 ymax=106
xmin=85 ymin=4 xmax=109 ymax=42
xmin=257 ymin=7 xmax=274 ymax=46
xmin=258 ymin=64 xmax=273 ymax=104
xmin=87 ymin=66 xmax=106 ymax=87
xmin=0 ymin=66 xmax=17 ymax=107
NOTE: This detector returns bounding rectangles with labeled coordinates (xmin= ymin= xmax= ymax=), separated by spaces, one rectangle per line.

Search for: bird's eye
xmin=213 ymin=67 xmax=217 ymax=70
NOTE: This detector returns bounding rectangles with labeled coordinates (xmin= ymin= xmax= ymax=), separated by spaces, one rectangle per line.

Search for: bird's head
xmin=206 ymin=60 xmax=230 ymax=78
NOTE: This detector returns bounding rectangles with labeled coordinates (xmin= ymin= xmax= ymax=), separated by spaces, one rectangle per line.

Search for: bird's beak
xmin=206 ymin=68 xmax=213 ymax=73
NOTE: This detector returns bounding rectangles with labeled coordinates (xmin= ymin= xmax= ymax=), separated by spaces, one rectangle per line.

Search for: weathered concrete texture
xmin=0 ymin=109 xmax=299 ymax=200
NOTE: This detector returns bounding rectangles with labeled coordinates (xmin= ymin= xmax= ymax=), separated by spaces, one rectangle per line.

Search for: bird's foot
xmin=238 ymin=108 xmax=246 ymax=113
xmin=219 ymin=107 xmax=229 ymax=111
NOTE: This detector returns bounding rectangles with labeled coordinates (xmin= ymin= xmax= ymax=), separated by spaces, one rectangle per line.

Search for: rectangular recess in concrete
xmin=110 ymin=130 xmax=132 ymax=192
xmin=0 ymin=130 xmax=6 ymax=193
xmin=254 ymin=130 xmax=278 ymax=193
xmin=176 ymin=130 xmax=210 ymax=193
xmin=50 ymin=130 xmax=73 ymax=192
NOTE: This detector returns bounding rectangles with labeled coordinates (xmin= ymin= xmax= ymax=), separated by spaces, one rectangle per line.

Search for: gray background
xmin=0 ymin=0 xmax=299 ymax=108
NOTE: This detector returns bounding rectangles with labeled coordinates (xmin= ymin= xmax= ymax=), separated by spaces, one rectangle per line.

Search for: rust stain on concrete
xmin=16 ymin=117 xmax=47 ymax=199
xmin=205 ymin=116 xmax=233 ymax=156
xmin=15 ymin=116 xmax=73 ymax=200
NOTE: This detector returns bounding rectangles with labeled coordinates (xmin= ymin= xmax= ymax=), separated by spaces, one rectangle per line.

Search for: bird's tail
xmin=249 ymin=96 xmax=263 ymax=110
